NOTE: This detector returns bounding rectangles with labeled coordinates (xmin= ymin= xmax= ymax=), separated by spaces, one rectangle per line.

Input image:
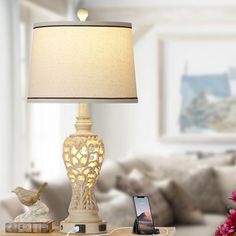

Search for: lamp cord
xmin=66 ymin=226 xmax=169 ymax=236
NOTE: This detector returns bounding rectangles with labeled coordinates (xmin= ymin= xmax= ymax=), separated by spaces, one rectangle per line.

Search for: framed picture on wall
xmin=158 ymin=34 xmax=236 ymax=142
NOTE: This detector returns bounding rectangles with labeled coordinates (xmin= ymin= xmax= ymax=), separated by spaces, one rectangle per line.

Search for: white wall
xmin=84 ymin=2 xmax=236 ymax=160
xmin=0 ymin=0 xmax=16 ymax=196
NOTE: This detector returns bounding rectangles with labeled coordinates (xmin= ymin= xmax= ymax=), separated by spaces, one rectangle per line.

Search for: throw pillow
xmin=116 ymin=169 xmax=174 ymax=226
xmin=214 ymin=166 xmax=236 ymax=209
xmin=150 ymin=166 xmax=226 ymax=214
xmin=180 ymin=167 xmax=226 ymax=214
xmin=156 ymin=180 xmax=205 ymax=225
xmin=30 ymin=178 xmax=71 ymax=225
xmin=97 ymin=160 xmax=125 ymax=192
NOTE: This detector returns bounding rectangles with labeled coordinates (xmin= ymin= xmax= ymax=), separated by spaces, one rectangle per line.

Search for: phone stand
xmin=133 ymin=219 xmax=140 ymax=234
xmin=133 ymin=219 xmax=141 ymax=234
xmin=132 ymin=219 xmax=160 ymax=235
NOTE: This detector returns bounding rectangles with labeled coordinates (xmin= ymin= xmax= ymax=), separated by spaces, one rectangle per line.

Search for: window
xmin=20 ymin=1 xmax=73 ymax=181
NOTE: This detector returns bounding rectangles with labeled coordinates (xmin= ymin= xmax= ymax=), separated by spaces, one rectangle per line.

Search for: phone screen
xmin=133 ymin=196 xmax=154 ymax=233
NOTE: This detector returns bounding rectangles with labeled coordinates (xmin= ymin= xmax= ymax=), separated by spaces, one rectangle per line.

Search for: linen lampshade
xmin=28 ymin=22 xmax=137 ymax=103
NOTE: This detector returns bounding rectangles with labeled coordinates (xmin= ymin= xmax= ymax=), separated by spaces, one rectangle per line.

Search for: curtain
xmin=0 ymin=0 xmax=21 ymax=197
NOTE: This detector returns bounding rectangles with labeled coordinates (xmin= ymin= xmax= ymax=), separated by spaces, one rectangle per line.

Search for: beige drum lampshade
xmin=28 ymin=21 xmax=137 ymax=103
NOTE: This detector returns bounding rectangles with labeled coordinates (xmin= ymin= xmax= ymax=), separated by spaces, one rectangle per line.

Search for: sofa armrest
xmin=0 ymin=196 xmax=24 ymax=219
xmin=0 ymin=196 xmax=24 ymax=230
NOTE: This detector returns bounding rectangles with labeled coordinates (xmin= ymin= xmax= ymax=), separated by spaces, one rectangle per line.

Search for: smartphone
xmin=133 ymin=196 xmax=155 ymax=234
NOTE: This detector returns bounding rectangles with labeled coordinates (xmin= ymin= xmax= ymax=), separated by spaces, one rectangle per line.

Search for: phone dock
xmin=133 ymin=219 xmax=160 ymax=235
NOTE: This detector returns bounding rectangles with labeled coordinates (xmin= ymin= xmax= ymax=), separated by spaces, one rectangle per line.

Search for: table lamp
xmin=27 ymin=9 xmax=137 ymax=235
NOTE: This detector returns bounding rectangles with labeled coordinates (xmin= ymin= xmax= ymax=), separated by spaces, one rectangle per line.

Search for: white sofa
xmin=0 ymin=151 xmax=235 ymax=236
xmin=96 ymin=152 xmax=236 ymax=236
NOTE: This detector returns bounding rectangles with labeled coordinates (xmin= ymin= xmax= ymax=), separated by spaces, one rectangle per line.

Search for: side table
xmin=0 ymin=227 xmax=176 ymax=236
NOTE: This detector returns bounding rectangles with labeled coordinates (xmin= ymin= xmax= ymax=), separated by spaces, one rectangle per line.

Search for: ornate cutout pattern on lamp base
xmin=60 ymin=104 xmax=106 ymax=234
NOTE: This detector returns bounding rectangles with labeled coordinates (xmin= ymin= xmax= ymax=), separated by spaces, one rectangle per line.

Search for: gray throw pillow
xmin=179 ymin=167 xmax=226 ymax=214
xmin=156 ymin=180 xmax=205 ymax=225
xmin=116 ymin=170 xmax=174 ymax=227
xmin=148 ymin=166 xmax=226 ymax=214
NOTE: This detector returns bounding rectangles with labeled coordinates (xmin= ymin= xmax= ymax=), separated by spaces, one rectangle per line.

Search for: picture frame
xmin=158 ymin=34 xmax=236 ymax=142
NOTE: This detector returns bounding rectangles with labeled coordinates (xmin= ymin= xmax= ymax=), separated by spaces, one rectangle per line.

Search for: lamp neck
xmin=75 ymin=103 xmax=93 ymax=135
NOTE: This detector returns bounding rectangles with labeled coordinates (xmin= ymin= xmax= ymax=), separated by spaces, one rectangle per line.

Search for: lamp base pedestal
xmin=60 ymin=221 xmax=107 ymax=234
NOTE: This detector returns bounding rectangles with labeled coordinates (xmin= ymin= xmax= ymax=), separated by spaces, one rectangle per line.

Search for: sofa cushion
xmin=116 ymin=169 xmax=173 ymax=226
xmin=174 ymin=214 xmax=225 ymax=236
xmin=214 ymin=166 xmax=236 ymax=209
xmin=156 ymin=180 xmax=205 ymax=225
xmin=98 ymin=189 xmax=134 ymax=227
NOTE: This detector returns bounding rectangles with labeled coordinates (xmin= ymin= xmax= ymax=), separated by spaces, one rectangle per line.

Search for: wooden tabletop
xmin=110 ymin=227 xmax=176 ymax=236
xmin=0 ymin=227 xmax=176 ymax=236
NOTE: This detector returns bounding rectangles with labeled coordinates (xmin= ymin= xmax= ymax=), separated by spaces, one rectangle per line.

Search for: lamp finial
xmin=77 ymin=8 xmax=88 ymax=22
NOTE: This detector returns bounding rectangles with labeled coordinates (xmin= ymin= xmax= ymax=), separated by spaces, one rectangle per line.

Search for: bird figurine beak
xmin=11 ymin=190 xmax=15 ymax=193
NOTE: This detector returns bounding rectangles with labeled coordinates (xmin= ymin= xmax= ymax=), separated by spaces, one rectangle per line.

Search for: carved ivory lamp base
xmin=60 ymin=104 xmax=106 ymax=234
